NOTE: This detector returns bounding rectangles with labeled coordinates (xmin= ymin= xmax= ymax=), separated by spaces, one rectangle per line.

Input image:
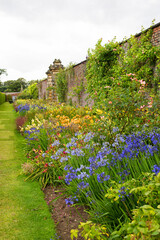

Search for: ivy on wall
xmin=55 ymin=63 xmax=74 ymax=103
xmin=86 ymin=27 xmax=160 ymax=103
xmin=85 ymin=25 xmax=160 ymax=133
xmin=55 ymin=24 xmax=160 ymax=109
xmin=69 ymin=79 xmax=84 ymax=105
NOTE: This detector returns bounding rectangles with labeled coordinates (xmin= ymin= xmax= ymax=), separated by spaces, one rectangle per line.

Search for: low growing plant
xmin=71 ymin=221 xmax=109 ymax=240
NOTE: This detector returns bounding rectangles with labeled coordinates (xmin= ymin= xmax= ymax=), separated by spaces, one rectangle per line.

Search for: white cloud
xmin=0 ymin=0 xmax=160 ymax=82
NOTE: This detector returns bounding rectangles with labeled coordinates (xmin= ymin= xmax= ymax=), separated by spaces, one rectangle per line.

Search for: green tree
xmin=18 ymin=82 xmax=38 ymax=99
xmin=0 ymin=69 xmax=7 ymax=77
xmin=0 ymin=69 xmax=7 ymax=92
xmin=3 ymin=78 xmax=27 ymax=92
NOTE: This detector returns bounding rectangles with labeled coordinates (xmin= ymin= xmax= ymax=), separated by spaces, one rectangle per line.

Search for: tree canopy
xmin=0 ymin=78 xmax=27 ymax=92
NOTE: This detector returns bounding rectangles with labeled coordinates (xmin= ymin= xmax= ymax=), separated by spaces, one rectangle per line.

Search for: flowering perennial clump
xmin=152 ymin=164 xmax=160 ymax=175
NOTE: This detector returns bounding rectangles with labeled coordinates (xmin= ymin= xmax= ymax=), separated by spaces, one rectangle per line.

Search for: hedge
xmin=0 ymin=92 xmax=6 ymax=105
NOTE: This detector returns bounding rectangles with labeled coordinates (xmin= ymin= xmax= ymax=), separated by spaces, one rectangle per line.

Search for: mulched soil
xmin=43 ymin=186 xmax=89 ymax=240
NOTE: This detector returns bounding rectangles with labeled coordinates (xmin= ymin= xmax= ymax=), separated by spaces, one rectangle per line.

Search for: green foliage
xmin=70 ymin=80 xmax=84 ymax=105
xmin=55 ymin=68 xmax=67 ymax=102
xmin=0 ymin=92 xmax=5 ymax=104
xmin=22 ymin=127 xmax=64 ymax=188
xmin=55 ymin=67 xmax=70 ymax=103
xmin=71 ymin=221 xmax=109 ymax=240
xmin=6 ymin=94 xmax=13 ymax=103
xmin=2 ymin=78 xmax=27 ymax=92
xmin=86 ymin=28 xmax=160 ymax=134
xmin=86 ymin=28 xmax=160 ymax=103
xmin=111 ymin=205 xmax=160 ymax=240
xmin=55 ymin=63 xmax=77 ymax=103
xmin=86 ymin=38 xmax=120 ymax=100
xmin=18 ymin=82 xmax=38 ymax=99
xmin=107 ymin=173 xmax=160 ymax=239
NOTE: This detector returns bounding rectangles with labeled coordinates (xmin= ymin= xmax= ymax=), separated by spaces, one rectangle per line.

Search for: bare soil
xmin=43 ymin=186 xmax=89 ymax=240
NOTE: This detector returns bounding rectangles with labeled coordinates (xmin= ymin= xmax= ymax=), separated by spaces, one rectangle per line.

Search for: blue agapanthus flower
xmin=152 ymin=165 xmax=160 ymax=175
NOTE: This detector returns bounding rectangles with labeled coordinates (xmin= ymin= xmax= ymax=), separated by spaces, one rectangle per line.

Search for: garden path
xmin=0 ymin=102 xmax=55 ymax=240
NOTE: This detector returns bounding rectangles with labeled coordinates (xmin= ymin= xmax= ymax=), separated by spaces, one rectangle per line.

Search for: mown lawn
xmin=0 ymin=102 xmax=56 ymax=240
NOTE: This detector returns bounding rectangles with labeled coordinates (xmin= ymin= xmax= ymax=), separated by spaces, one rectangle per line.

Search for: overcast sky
xmin=0 ymin=0 xmax=160 ymax=82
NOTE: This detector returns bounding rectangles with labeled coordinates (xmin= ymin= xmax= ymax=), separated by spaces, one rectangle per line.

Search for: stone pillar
xmin=46 ymin=70 xmax=53 ymax=100
xmin=46 ymin=59 xmax=63 ymax=101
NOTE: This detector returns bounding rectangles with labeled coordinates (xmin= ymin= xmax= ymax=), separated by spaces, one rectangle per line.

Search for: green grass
xmin=0 ymin=103 xmax=56 ymax=240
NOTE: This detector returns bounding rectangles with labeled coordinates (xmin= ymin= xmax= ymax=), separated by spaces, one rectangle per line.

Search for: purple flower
xmin=51 ymin=140 xmax=60 ymax=147
xmin=71 ymin=148 xmax=85 ymax=157
xmin=65 ymin=196 xmax=78 ymax=206
xmin=152 ymin=165 xmax=160 ymax=175
xmin=77 ymin=181 xmax=89 ymax=189
xmin=97 ymin=172 xmax=110 ymax=183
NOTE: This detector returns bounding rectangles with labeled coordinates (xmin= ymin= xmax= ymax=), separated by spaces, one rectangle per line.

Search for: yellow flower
xmin=96 ymin=109 xmax=103 ymax=115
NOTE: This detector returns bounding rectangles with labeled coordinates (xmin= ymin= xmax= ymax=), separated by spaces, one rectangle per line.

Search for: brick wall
xmin=66 ymin=22 xmax=160 ymax=106
xmin=66 ymin=60 xmax=94 ymax=106
xmin=137 ymin=22 xmax=160 ymax=46
xmin=40 ymin=22 xmax=160 ymax=105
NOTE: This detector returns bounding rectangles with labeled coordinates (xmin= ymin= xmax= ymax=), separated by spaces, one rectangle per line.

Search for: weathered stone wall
xmin=66 ymin=60 xmax=93 ymax=106
xmin=38 ymin=79 xmax=47 ymax=99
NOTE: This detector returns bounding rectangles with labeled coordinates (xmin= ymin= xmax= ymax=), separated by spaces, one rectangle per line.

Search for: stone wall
xmin=5 ymin=92 xmax=20 ymax=102
xmin=66 ymin=60 xmax=91 ymax=106
xmin=38 ymin=79 xmax=47 ymax=99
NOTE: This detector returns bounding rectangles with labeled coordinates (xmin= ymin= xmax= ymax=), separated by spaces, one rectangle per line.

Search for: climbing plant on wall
xmin=55 ymin=63 xmax=74 ymax=103
xmin=86 ymin=27 xmax=160 ymax=104
xmin=86 ymin=26 xmax=160 ymax=133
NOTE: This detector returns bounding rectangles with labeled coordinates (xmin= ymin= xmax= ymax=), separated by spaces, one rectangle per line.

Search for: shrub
xmin=18 ymin=83 xmax=38 ymax=99
xmin=0 ymin=92 xmax=5 ymax=104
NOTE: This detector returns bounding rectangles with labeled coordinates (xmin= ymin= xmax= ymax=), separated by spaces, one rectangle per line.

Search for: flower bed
xmin=15 ymin=99 xmax=160 ymax=239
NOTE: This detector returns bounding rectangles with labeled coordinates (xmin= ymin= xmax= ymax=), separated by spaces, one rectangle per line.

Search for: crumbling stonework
xmin=46 ymin=59 xmax=64 ymax=101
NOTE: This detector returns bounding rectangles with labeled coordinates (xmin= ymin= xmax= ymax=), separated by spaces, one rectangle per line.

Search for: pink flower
xmin=108 ymin=101 xmax=112 ymax=104
xmin=139 ymin=80 xmax=146 ymax=85
xmin=127 ymin=73 xmax=132 ymax=77
xmin=140 ymin=105 xmax=145 ymax=109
